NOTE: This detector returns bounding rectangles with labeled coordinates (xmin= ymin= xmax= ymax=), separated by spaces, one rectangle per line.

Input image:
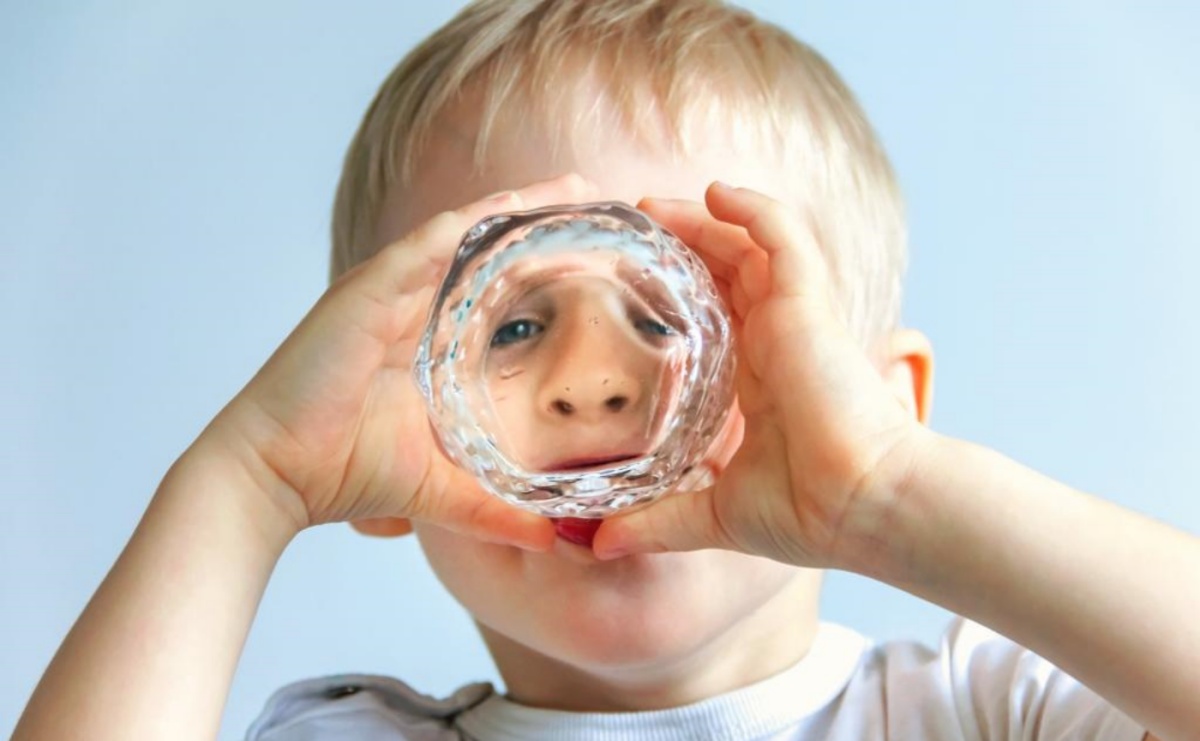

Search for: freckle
xmin=602 ymin=378 xmax=609 ymax=385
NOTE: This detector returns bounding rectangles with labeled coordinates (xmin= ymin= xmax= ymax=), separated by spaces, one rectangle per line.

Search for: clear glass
xmin=414 ymin=202 xmax=734 ymax=518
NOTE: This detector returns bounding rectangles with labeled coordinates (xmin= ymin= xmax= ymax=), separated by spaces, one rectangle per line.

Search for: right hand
xmin=195 ymin=174 xmax=597 ymax=550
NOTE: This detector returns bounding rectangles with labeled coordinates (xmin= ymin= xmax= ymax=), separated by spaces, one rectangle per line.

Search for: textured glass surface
xmin=414 ymin=202 xmax=734 ymax=518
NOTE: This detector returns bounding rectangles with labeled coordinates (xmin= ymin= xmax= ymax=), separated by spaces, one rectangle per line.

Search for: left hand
xmin=593 ymin=182 xmax=931 ymax=569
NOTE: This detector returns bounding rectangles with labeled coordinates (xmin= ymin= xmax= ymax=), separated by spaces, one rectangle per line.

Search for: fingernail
xmin=711 ymin=181 xmax=733 ymax=191
xmin=499 ymin=525 xmax=555 ymax=552
xmin=512 ymin=536 xmax=553 ymax=553
xmin=481 ymin=190 xmax=518 ymax=206
xmin=595 ymin=544 xmax=628 ymax=561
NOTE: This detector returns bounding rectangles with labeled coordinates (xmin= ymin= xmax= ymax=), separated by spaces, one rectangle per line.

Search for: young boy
xmin=13 ymin=1 xmax=1199 ymax=739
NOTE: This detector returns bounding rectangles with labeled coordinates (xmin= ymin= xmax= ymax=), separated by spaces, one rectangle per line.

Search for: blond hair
xmin=331 ymin=0 xmax=907 ymax=347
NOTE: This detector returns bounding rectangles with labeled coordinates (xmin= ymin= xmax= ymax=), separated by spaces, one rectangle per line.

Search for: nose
xmin=536 ymin=315 xmax=645 ymax=423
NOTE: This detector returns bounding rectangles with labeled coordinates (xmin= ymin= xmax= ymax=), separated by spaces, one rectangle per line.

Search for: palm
xmin=208 ymin=174 xmax=595 ymax=542
xmin=227 ymin=277 xmax=449 ymax=525
xmin=598 ymin=186 xmax=921 ymax=566
xmin=718 ymin=296 xmax=895 ymax=565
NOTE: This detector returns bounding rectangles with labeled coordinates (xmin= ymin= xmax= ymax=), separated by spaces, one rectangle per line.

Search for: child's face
xmin=376 ymin=96 xmax=822 ymax=706
xmin=483 ymin=264 xmax=682 ymax=471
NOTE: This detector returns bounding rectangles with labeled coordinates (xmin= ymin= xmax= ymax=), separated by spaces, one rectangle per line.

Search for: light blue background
xmin=3 ymin=2 xmax=1198 ymax=738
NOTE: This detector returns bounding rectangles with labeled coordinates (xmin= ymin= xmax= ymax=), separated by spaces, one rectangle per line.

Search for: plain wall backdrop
xmin=3 ymin=1 xmax=1198 ymax=738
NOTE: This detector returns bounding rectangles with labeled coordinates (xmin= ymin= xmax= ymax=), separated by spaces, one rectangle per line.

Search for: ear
xmin=876 ymin=328 xmax=934 ymax=425
xmin=349 ymin=517 xmax=415 ymax=538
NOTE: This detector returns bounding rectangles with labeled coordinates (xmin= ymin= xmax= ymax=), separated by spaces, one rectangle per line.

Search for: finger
xmin=730 ymin=278 xmax=753 ymax=321
xmin=712 ymin=275 xmax=736 ymax=322
xmin=442 ymin=495 xmax=558 ymax=552
xmin=639 ymin=197 xmax=758 ymax=276
xmin=700 ymin=399 xmax=745 ymax=478
xmin=447 ymin=172 xmax=599 ymax=234
xmin=640 ymin=196 xmax=771 ymax=309
xmin=408 ymin=465 xmax=557 ymax=552
xmin=494 ymin=171 xmax=599 ymax=214
xmin=592 ymin=485 xmax=738 ymax=559
xmin=738 ymin=251 xmax=771 ymax=309
xmin=703 ymin=183 xmax=833 ymax=302
xmin=365 ymin=173 xmax=599 ymax=300
xmin=350 ymin=517 xmax=414 ymax=538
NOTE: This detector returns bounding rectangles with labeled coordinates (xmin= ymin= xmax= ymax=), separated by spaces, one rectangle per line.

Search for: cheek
xmin=414 ymin=524 xmax=525 ymax=620
xmin=641 ymin=344 xmax=684 ymax=436
xmin=486 ymin=375 xmax=542 ymax=465
xmin=412 ymin=525 xmax=586 ymax=660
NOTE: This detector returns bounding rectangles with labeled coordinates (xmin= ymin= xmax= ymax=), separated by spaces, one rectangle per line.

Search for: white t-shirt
xmin=245 ymin=617 xmax=1145 ymax=740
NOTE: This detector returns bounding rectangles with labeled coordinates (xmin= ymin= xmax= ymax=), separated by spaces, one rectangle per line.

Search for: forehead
xmin=372 ymin=90 xmax=801 ymax=251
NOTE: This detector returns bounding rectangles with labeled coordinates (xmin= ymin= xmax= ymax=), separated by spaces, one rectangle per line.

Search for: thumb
xmin=409 ymin=466 xmax=556 ymax=552
xmin=592 ymin=485 xmax=736 ymax=559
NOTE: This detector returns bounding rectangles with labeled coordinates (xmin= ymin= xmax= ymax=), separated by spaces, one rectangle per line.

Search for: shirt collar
xmin=455 ymin=622 xmax=868 ymax=741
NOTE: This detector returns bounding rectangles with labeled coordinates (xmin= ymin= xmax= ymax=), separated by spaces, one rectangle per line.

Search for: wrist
xmin=11 ymin=423 xmax=301 ymax=740
xmin=832 ymin=424 xmax=948 ymax=581
xmin=168 ymin=424 xmax=308 ymax=554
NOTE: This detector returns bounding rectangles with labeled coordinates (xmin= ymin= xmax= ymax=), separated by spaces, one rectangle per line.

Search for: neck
xmin=478 ymin=569 xmax=822 ymax=712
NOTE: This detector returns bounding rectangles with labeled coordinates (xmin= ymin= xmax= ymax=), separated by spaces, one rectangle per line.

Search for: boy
xmin=13 ymin=1 xmax=1199 ymax=739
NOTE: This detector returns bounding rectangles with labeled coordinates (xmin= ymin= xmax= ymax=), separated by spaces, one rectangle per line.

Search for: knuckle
xmin=395 ymin=210 xmax=457 ymax=253
xmin=477 ymin=190 xmax=521 ymax=210
xmin=428 ymin=208 xmax=464 ymax=232
xmin=763 ymin=200 xmax=796 ymax=231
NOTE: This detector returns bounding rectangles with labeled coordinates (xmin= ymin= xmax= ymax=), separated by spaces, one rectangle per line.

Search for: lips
xmin=542 ymin=451 xmax=643 ymax=471
xmin=550 ymin=517 xmax=603 ymax=547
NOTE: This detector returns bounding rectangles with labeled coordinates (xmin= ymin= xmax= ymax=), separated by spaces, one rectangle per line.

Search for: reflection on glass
xmin=414 ymin=202 xmax=734 ymax=518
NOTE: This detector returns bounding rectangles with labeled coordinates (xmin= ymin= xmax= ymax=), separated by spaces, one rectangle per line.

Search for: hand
xmin=594 ymin=182 xmax=933 ymax=569
xmin=197 ymin=174 xmax=598 ymax=550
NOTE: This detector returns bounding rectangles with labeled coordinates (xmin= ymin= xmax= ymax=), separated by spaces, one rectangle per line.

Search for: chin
xmin=547 ymin=578 xmax=729 ymax=667
xmin=416 ymin=523 xmax=807 ymax=674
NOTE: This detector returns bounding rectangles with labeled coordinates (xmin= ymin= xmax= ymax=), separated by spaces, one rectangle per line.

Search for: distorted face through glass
xmin=415 ymin=203 xmax=734 ymax=518
xmin=481 ymin=255 xmax=686 ymax=473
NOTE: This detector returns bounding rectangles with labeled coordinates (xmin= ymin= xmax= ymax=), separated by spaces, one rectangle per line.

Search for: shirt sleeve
xmin=243 ymin=674 xmax=492 ymax=741
xmin=941 ymin=617 xmax=1146 ymax=741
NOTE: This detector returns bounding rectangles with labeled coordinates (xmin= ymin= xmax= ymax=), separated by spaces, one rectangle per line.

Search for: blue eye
xmin=635 ymin=317 xmax=674 ymax=337
xmin=491 ymin=319 xmax=544 ymax=347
